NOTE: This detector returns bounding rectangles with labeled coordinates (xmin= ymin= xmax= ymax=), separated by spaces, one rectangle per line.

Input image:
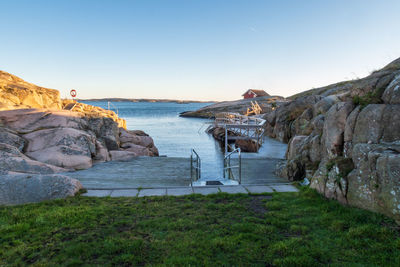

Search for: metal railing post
xmin=199 ymin=157 xmax=201 ymax=180
xmin=228 ymin=155 xmax=231 ymax=179
xmin=223 ymin=147 xmax=242 ymax=184
xmin=190 ymin=152 xmax=193 ymax=186
xmin=223 ymin=157 xmax=226 ymax=179
xmin=224 ymin=126 xmax=228 ymax=155
xmin=238 ymin=148 xmax=242 ymax=184
xmin=190 ymin=149 xmax=201 ymax=183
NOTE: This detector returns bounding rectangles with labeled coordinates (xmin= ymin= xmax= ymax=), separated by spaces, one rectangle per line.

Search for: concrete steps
xmin=83 ymin=184 xmax=299 ymax=197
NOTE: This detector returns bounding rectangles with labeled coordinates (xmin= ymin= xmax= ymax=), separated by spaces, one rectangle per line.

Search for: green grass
xmin=1 ymin=188 xmax=399 ymax=266
xmin=352 ymin=89 xmax=384 ymax=110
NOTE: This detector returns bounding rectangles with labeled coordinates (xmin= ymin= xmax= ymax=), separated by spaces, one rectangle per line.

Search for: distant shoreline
xmin=77 ymin=98 xmax=216 ymax=104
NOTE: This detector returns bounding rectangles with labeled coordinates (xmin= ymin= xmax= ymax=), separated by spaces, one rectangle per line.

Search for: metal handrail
xmin=190 ymin=149 xmax=201 ymax=186
xmin=223 ymin=148 xmax=242 ymax=184
xmin=107 ymin=101 xmax=119 ymax=116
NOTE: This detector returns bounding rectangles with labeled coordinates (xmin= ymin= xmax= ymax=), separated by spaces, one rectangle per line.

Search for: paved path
xmin=223 ymin=158 xmax=286 ymax=184
xmin=83 ymin=184 xmax=298 ymax=197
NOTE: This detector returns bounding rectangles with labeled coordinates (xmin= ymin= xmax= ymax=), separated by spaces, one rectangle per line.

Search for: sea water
xmin=82 ymin=101 xmax=287 ymax=179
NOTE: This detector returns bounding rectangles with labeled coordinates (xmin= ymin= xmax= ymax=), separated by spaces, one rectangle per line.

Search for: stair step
xmin=206 ymin=181 xmax=223 ymax=185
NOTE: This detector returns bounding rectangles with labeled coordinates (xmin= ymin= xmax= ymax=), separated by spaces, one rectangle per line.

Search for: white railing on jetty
xmin=215 ymin=112 xmax=266 ymax=127
xmin=214 ymin=112 xmax=266 ymax=154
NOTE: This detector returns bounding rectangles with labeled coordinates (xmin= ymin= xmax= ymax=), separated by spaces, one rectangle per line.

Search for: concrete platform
xmin=245 ymin=185 xmax=274 ymax=194
xmin=193 ymin=187 xmax=220 ymax=195
xmin=110 ymin=189 xmax=138 ymax=197
xmin=271 ymin=185 xmax=299 ymax=192
xmin=138 ymin=188 xmax=167 ymax=197
xmin=84 ymin=190 xmax=112 ymax=197
xmin=83 ymin=184 xmax=298 ymax=197
xmin=167 ymin=187 xmax=194 ymax=196
xmin=65 ymin=157 xmax=191 ymax=189
xmin=65 ymin=156 xmax=290 ymax=189
xmin=232 ymin=158 xmax=287 ymax=185
xmin=219 ymin=185 xmax=248 ymax=194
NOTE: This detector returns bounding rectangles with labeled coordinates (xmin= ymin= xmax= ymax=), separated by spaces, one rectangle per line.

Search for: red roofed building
xmin=242 ymin=89 xmax=270 ymax=99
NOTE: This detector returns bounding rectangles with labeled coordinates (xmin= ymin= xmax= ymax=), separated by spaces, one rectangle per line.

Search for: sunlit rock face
xmin=265 ymin=57 xmax=400 ymax=223
xmin=0 ymin=71 xmax=159 ymax=174
xmin=0 ymin=70 xmax=159 ymax=204
xmin=0 ymin=70 xmax=61 ymax=110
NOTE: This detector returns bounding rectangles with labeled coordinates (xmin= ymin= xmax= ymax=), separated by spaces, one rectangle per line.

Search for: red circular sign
xmin=70 ymin=89 xmax=77 ymax=98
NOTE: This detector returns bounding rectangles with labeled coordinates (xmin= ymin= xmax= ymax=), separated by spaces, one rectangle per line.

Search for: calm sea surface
xmin=82 ymin=101 xmax=287 ymax=179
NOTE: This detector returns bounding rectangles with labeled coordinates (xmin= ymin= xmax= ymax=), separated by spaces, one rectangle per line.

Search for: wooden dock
xmin=214 ymin=112 xmax=266 ymax=153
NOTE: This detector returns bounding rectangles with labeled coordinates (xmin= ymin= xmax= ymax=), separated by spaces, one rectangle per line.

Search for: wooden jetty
xmin=213 ymin=112 xmax=266 ymax=154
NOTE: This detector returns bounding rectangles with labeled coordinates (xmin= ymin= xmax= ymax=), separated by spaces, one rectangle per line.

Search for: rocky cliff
xmin=266 ymin=57 xmax=400 ymax=223
xmin=0 ymin=71 xmax=159 ymax=205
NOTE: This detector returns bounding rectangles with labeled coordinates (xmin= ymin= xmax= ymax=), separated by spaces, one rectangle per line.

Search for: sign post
xmin=70 ymin=89 xmax=77 ymax=101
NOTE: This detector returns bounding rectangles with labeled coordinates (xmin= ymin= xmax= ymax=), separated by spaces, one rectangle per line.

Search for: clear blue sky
xmin=1 ymin=0 xmax=400 ymax=101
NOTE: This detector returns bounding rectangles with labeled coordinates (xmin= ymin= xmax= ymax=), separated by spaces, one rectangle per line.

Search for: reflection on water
xmin=82 ymin=101 xmax=287 ymax=179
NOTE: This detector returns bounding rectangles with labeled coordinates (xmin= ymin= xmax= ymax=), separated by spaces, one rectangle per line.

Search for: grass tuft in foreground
xmin=1 ymin=188 xmax=399 ymax=266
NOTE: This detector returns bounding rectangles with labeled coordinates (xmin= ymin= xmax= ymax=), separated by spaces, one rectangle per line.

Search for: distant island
xmin=77 ymin=98 xmax=216 ymax=104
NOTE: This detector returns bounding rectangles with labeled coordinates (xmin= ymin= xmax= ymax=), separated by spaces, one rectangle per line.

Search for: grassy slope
xmin=1 ymin=188 xmax=399 ymax=266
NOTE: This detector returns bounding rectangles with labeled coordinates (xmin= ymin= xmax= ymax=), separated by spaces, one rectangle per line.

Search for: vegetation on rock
xmin=352 ymin=89 xmax=384 ymax=109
